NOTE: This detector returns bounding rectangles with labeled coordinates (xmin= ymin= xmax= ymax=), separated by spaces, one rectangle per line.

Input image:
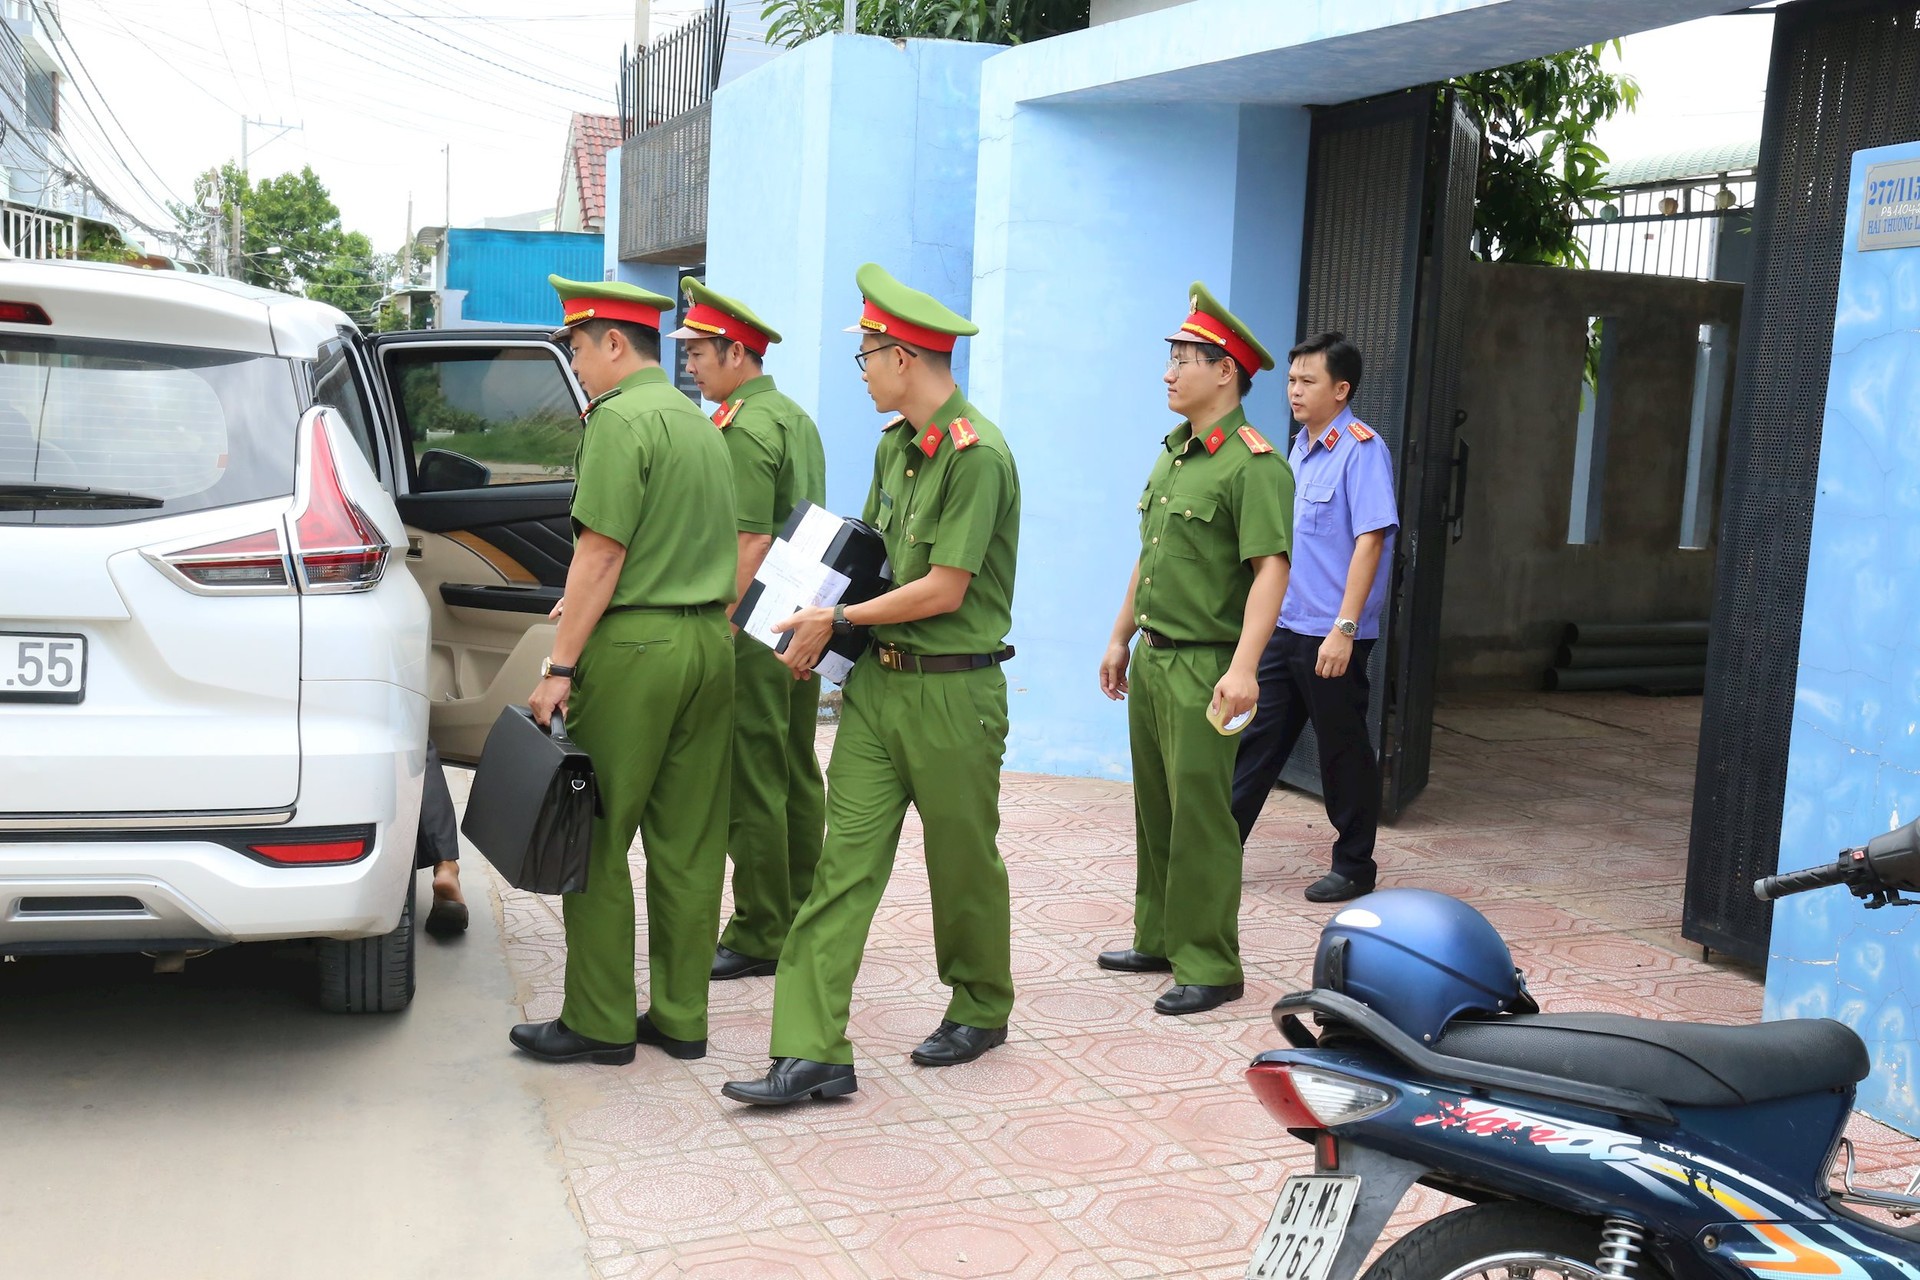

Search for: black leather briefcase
xmin=459 ymin=706 xmax=597 ymax=895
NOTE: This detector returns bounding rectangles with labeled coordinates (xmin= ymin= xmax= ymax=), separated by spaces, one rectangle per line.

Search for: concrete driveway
xmin=0 ymin=872 xmax=589 ymax=1280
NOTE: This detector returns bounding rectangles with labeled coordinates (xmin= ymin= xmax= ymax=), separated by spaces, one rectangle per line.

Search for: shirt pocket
xmin=1299 ymin=481 xmax=1336 ymax=536
xmin=896 ymin=511 xmax=938 ymax=578
xmin=1165 ymin=494 xmax=1222 ymax=561
xmin=873 ymin=489 xmax=896 ymax=532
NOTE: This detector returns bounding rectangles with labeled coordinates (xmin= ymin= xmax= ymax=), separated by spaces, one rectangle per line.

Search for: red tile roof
xmin=565 ymin=112 xmax=623 ymax=232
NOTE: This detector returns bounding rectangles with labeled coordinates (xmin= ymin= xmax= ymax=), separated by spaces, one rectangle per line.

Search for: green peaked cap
xmin=670 ymin=277 xmax=783 ymax=346
xmin=1167 ymin=280 xmax=1276 ymax=373
xmin=845 ymin=262 xmax=979 ymax=347
xmin=548 ymin=275 xmax=675 ymax=337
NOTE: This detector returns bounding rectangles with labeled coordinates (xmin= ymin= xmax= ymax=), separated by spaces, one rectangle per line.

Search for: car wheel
xmin=316 ymin=875 xmax=417 ymax=1013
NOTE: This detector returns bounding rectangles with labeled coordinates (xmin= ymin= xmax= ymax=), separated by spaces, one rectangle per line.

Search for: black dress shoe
xmin=424 ymin=898 xmax=468 ymax=938
xmin=509 ymin=1018 xmax=636 ymax=1065
xmin=909 ymin=1021 xmax=1008 ymax=1067
xmin=711 ymin=944 xmax=779 ymax=980
xmin=720 ymin=1057 xmax=858 ymax=1105
xmin=635 ymin=1011 xmax=706 ymax=1060
xmin=1304 ymin=873 xmax=1374 ymax=904
xmin=1097 ymin=948 xmax=1173 ymax=973
xmin=1153 ymin=983 xmax=1245 ymax=1016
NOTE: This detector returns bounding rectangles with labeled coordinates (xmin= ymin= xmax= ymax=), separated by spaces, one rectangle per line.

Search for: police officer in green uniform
xmin=667 ymin=279 xmax=829 ymax=981
xmin=511 ymin=276 xmax=738 ymax=1065
xmin=721 ymin=263 xmax=1020 ymax=1106
xmin=1097 ymin=283 xmax=1292 ymax=1016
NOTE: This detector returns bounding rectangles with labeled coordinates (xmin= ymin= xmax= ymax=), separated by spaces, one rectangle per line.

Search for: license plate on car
xmin=1247 ymin=1175 xmax=1359 ymax=1280
xmin=0 ymin=632 xmax=86 ymax=704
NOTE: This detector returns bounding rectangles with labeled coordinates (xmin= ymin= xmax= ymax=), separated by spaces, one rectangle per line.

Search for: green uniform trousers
xmin=1128 ymin=641 xmax=1245 ymax=987
xmin=560 ymin=608 xmax=734 ymax=1045
xmin=769 ymin=658 xmax=1014 ymax=1065
xmin=719 ymin=634 xmax=825 ymax=960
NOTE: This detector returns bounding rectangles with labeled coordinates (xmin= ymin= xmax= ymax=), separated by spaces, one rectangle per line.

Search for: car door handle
xmin=440 ymin=584 xmax=563 ymax=614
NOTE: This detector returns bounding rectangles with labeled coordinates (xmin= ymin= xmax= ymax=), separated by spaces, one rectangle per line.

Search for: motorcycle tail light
xmin=1247 ymin=1062 xmax=1395 ymax=1128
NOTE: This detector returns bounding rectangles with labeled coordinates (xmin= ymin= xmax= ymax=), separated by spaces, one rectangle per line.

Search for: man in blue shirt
xmin=1230 ymin=332 xmax=1398 ymax=903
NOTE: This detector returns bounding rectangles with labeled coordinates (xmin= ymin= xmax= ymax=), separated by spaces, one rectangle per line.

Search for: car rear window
xmin=0 ymin=334 xmax=301 ymax=526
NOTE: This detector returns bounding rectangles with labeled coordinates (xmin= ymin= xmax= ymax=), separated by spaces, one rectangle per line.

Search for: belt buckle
xmin=878 ymin=645 xmax=901 ymax=671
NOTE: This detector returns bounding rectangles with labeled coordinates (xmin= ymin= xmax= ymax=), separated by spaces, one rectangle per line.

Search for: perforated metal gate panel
xmin=1685 ymin=0 xmax=1920 ymax=966
xmin=619 ymin=105 xmax=712 ymax=265
xmin=1287 ymin=92 xmax=1476 ymax=819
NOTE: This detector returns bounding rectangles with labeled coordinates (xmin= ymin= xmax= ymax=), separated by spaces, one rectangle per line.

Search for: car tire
xmin=315 ymin=874 xmax=417 ymax=1013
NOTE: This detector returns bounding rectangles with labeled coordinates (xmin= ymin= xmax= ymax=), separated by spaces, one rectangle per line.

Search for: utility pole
xmin=634 ymin=0 xmax=649 ymax=48
xmin=844 ymin=0 xmax=856 ymax=34
xmin=239 ymin=115 xmax=301 ymax=181
xmin=443 ymin=144 xmax=451 ymax=227
xmin=230 ymin=202 xmax=244 ymax=280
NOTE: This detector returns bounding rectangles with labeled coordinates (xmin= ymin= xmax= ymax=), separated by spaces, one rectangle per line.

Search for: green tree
xmin=1449 ymin=43 xmax=1640 ymax=268
xmin=761 ymin=0 xmax=1087 ymax=46
xmin=167 ymin=163 xmax=393 ymax=325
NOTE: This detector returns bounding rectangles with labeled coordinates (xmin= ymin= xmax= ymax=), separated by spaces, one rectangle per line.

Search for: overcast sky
xmin=51 ymin=3 xmax=1773 ymax=259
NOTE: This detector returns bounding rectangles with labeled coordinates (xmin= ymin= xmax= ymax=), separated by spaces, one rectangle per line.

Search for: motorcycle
xmin=1241 ymin=817 xmax=1920 ymax=1280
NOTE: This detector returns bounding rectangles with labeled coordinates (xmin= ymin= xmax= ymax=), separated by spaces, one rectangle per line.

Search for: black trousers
xmin=1229 ymin=628 xmax=1380 ymax=884
xmin=415 ymin=739 xmax=460 ymax=869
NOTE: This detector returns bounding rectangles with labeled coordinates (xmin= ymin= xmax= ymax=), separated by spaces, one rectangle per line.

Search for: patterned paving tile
xmin=479 ymin=691 xmax=1872 ymax=1279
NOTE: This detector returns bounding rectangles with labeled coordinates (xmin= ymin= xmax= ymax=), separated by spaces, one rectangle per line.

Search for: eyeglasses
xmin=854 ymin=343 xmax=915 ymax=372
xmin=1165 ymin=355 xmax=1223 ymax=375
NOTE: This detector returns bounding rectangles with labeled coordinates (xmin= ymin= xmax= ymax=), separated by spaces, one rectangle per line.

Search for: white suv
xmin=0 ymin=262 xmax=591 ymax=1011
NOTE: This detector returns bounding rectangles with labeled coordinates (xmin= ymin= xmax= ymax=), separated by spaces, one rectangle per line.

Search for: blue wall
xmin=705 ymin=35 xmax=996 ymax=521
xmin=445 ymin=229 xmax=605 ymax=325
xmin=971 ymin=89 xmax=1309 ymax=776
xmin=1766 ymin=139 xmax=1920 ymax=1135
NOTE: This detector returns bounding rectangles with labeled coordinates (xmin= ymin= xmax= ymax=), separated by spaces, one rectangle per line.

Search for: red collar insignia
xmin=1203 ymin=426 xmax=1227 ymax=455
xmin=919 ymin=423 xmax=946 ymax=458
xmin=1323 ymin=427 xmax=1341 ymax=450
xmin=712 ymin=401 xmax=741 ymax=429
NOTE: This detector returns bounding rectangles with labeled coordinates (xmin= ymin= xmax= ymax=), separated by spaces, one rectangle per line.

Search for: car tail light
xmin=288 ymin=411 xmax=389 ymax=593
xmin=244 ymin=835 xmax=371 ymax=866
xmin=146 ymin=528 xmax=294 ymax=595
xmin=0 ymin=301 xmax=52 ymax=325
xmin=1247 ymin=1062 xmax=1395 ymax=1128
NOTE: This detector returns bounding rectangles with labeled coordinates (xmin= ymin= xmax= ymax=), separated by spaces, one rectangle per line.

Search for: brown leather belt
xmin=874 ymin=643 xmax=1015 ymax=674
xmin=1142 ymin=629 xmax=1232 ymax=650
xmin=605 ymin=602 xmax=725 ymax=616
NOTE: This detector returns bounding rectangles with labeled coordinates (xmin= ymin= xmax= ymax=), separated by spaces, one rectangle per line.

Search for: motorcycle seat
xmin=1432 ymin=1013 xmax=1868 ymax=1107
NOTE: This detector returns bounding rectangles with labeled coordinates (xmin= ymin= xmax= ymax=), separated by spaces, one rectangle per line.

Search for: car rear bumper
xmin=0 ymin=821 xmax=415 ymax=949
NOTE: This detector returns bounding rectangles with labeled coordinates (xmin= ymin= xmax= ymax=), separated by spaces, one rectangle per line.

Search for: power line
xmin=332 ymin=0 xmax=582 ymax=95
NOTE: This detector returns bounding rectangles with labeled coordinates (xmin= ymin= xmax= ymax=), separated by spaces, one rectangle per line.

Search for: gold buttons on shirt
xmin=1138 ymin=614 xmax=1148 ymax=625
xmin=906 ymin=469 xmax=915 ymax=477
xmin=1174 ymin=459 xmax=1183 ymax=467
xmin=1142 ymin=577 xmax=1151 ymax=585
xmin=1151 ymin=536 xmax=1159 ymax=545
xmin=1184 ymin=508 xmax=1192 ymax=517
xmin=908 ymin=534 xmax=916 ymax=544
xmin=1159 ymin=496 xmax=1168 ymax=504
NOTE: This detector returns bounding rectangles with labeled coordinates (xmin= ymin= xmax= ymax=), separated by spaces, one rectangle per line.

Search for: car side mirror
xmin=417 ymin=449 xmax=492 ymax=493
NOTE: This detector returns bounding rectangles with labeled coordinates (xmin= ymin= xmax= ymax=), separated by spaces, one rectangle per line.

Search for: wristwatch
xmin=831 ymin=603 xmax=855 ymax=638
xmin=541 ymin=657 xmax=577 ymax=679
xmin=1335 ymin=618 xmax=1359 ymax=638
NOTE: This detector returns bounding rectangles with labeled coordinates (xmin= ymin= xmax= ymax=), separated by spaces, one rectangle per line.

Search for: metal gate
xmin=1685 ymin=0 xmax=1920 ymax=966
xmin=1287 ymin=90 xmax=1479 ymax=820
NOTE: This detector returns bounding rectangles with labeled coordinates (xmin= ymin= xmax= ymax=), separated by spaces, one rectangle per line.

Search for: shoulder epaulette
xmin=1238 ymin=425 xmax=1274 ymax=455
xmin=712 ymin=401 xmax=741 ymax=430
xmin=1350 ymin=421 xmax=1376 ymax=442
xmin=882 ymin=414 xmax=908 ymax=433
xmin=950 ymin=417 xmax=980 ymax=451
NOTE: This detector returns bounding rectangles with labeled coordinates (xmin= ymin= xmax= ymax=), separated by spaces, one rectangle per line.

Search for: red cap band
xmin=681 ymin=301 xmax=771 ymax=355
xmin=562 ymin=296 xmax=665 ymax=331
xmin=1176 ymin=311 xmax=1260 ymax=381
xmin=857 ymin=299 xmax=957 ymax=353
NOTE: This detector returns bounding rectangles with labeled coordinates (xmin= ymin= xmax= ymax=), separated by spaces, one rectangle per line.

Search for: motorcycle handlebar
xmin=1754 ymin=860 xmax=1851 ymax=901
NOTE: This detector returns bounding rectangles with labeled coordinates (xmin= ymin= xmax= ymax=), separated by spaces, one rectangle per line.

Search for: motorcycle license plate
xmin=1246 ymin=1175 xmax=1359 ymax=1280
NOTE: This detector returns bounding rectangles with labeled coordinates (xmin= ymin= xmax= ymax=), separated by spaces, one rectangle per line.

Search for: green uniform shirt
xmin=719 ymin=374 xmax=827 ymax=535
xmin=570 ymin=366 xmax=737 ymax=607
xmin=863 ymin=387 xmax=1018 ymax=655
xmin=1132 ymin=405 xmax=1293 ymax=645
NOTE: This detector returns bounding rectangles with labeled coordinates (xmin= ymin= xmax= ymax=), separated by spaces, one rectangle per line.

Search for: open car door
xmin=366 ymin=330 xmax=586 ymax=763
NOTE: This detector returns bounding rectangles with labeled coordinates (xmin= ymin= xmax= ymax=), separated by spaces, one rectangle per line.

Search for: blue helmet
xmin=1312 ymin=888 xmax=1535 ymax=1044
